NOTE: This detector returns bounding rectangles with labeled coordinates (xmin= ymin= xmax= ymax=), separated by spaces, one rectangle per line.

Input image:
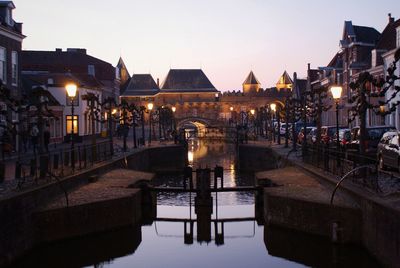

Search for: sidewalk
xmin=262 ymin=141 xmax=400 ymax=208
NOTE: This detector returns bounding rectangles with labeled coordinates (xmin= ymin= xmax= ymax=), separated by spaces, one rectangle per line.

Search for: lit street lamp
xmin=66 ymin=83 xmax=77 ymax=172
xmin=147 ymin=102 xmax=153 ymax=145
xmin=172 ymin=106 xmax=177 ymax=143
xmin=331 ymin=85 xmax=342 ymax=167
xmin=270 ymin=103 xmax=276 ymax=143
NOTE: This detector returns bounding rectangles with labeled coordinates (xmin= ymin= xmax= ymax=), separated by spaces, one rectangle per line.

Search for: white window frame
xmin=11 ymin=51 xmax=17 ymax=86
xmin=0 ymin=47 xmax=6 ymax=84
xmin=396 ymin=28 xmax=400 ymax=48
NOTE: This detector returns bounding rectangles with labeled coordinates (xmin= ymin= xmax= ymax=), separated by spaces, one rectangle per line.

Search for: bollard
xmin=30 ymin=159 xmax=36 ymax=177
xmin=39 ymin=155 xmax=49 ymax=178
xmin=0 ymin=162 xmax=5 ymax=183
xmin=15 ymin=161 xmax=21 ymax=179
xmin=64 ymin=151 xmax=70 ymax=166
xmin=214 ymin=165 xmax=224 ymax=189
xmin=184 ymin=166 xmax=193 ymax=190
xmin=53 ymin=154 xmax=59 ymax=170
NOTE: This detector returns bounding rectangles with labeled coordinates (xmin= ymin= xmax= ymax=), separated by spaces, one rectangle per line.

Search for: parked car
xmin=307 ymin=127 xmax=318 ymax=144
xmin=298 ymin=127 xmax=316 ymax=144
xmin=347 ymin=125 xmax=397 ymax=156
xmin=377 ymin=131 xmax=400 ymax=171
xmin=336 ymin=128 xmax=351 ymax=146
xmin=280 ymin=123 xmax=292 ymax=136
xmin=321 ymin=126 xmax=346 ymax=144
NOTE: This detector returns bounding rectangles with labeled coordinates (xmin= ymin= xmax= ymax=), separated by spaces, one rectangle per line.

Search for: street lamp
xmin=66 ymin=83 xmax=77 ymax=172
xmin=270 ymin=103 xmax=276 ymax=143
xmin=331 ymin=85 xmax=342 ymax=167
xmin=147 ymin=102 xmax=153 ymax=145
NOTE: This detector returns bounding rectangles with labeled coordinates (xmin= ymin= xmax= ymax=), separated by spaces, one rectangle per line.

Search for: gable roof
xmin=160 ymin=69 xmax=217 ymax=93
xmin=21 ymin=72 xmax=103 ymax=89
xmin=276 ymin=71 xmax=293 ymax=89
xmin=21 ymin=50 xmax=116 ymax=81
xmin=341 ymin=21 xmax=380 ymax=46
xmin=243 ymin=71 xmax=260 ymax=85
xmin=376 ymin=19 xmax=400 ymax=51
xmin=117 ymin=57 xmax=131 ymax=78
xmin=121 ymin=74 xmax=159 ymax=96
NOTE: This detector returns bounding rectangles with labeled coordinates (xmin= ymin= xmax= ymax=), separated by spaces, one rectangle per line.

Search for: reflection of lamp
xmin=66 ymin=83 xmax=77 ymax=172
xmin=330 ymin=85 xmax=342 ymax=167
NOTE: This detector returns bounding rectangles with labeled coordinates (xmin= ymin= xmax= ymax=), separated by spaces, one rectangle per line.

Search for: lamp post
xmin=147 ymin=102 xmax=153 ymax=145
xmin=270 ymin=103 xmax=276 ymax=143
xmin=172 ymin=106 xmax=177 ymax=143
xmin=250 ymin=109 xmax=255 ymax=137
xmin=330 ymin=86 xmax=342 ymax=167
xmin=66 ymin=83 xmax=77 ymax=172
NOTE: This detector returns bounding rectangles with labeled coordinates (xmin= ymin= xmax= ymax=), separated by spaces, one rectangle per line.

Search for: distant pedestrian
xmin=44 ymin=126 xmax=50 ymax=153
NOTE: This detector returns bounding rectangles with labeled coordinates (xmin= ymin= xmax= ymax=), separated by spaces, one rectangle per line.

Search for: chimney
xmin=389 ymin=13 xmax=395 ymax=23
xmin=55 ymin=48 xmax=62 ymax=52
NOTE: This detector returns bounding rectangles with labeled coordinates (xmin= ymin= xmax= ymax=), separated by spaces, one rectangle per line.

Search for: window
xmin=66 ymin=115 xmax=79 ymax=134
xmin=11 ymin=51 xmax=17 ymax=86
xmin=88 ymin=65 xmax=95 ymax=76
xmin=397 ymin=28 xmax=400 ymax=48
xmin=0 ymin=47 xmax=6 ymax=83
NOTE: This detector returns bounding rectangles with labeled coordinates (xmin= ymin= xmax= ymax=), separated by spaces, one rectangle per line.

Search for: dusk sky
xmin=14 ymin=0 xmax=399 ymax=91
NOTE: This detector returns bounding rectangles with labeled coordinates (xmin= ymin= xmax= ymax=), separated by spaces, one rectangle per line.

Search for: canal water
xmin=11 ymin=139 xmax=381 ymax=268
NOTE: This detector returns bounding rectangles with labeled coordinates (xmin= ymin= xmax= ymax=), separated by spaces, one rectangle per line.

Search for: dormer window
xmin=88 ymin=65 xmax=95 ymax=76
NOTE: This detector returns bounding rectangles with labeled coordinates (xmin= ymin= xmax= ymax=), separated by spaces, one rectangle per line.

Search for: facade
xmin=21 ymin=48 xmax=118 ymax=141
xmin=119 ymin=68 xmax=287 ymax=127
xmin=22 ymin=73 xmax=103 ymax=141
xmin=382 ymin=17 xmax=400 ymax=130
xmin=21 ymin=48 xmax=119 ymax=102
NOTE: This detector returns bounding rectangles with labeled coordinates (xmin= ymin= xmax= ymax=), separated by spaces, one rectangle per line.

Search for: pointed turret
xmin=276 ymin=71 xmax=293 ymax=90
xmin=242 ymin=71 xmax=261 ymax=94
xmin=116 ymin=57 xmax=131 ymax=88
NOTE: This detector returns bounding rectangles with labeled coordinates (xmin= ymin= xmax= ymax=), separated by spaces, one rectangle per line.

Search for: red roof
xmin=21 ymin=50 xmax=116 ymax=81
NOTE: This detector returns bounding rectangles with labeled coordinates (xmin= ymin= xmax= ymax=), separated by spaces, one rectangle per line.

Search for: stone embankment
xmin=0 ymin=144 xmax=185 ymax=267
xmin=239 ymin=143 xmax=400 ymax=268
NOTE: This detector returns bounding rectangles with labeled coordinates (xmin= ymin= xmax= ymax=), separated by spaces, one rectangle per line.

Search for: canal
xmin=10 ymin=139 xmax=381 ymax=268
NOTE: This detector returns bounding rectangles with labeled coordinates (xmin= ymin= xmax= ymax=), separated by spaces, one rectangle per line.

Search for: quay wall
xmin=0 ymin=145 xmax=185 ymax=267
xmin=244 ymin=143 xmax=400 ymax=268
xmin=238 ymin=144 xmax=283 ymax=172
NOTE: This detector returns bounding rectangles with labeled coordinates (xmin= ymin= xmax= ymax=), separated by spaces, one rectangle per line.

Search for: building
xmin=382 ymin=16 xmax=400 ymax=129
xmin=0 ymin=1 xmax=25 ymax=151
xmin=364 ymin=14 xmax=400 ymax=127
xmin=21 ymin=48 xmax=119 ymax=102
xmin=242 ymin=71 xmax=261 ymax=95
xmin=22 ymin=73 xmax=103 ymax=142
xmin=21 ymin=48 xmax=119 ymax=141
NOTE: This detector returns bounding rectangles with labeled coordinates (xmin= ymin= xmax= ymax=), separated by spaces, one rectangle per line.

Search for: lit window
xmin=11 ymin=51 xmax=17 ymax=86
xmin=66 ymin=115 xmax=79 ymax=134
xmin=0 ymin=47 xmax=6 ymax=83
